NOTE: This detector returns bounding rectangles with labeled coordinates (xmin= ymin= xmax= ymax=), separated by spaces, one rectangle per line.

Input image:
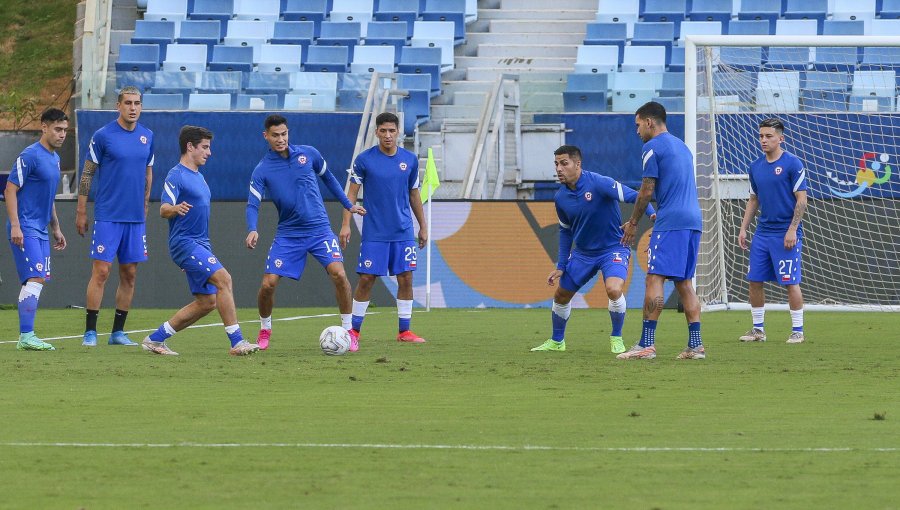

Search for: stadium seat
xmin=563 ymin=73 xmax=609 ymax=113
xmin=668 ymin=45 xmax=685 ymax=72
xmin=738 ymin=0 xmax=781 ymax=34
xmin=207 ymin=45 xmax=252 ymax=72
xmin=697 ymin=94 xmax=744 ymax=112
xmin=282 ymin=0 xmax=327 ymax=37
xmin=720 ymin=47 xmax=762 ymax=71
xmin=775 ymin=19 xmax=818 ymax=36
xmin=223 ymin=20 xmax=273 ymax=61
xmin=197 ymin=70 xmax=241 ymax=97
xmin=658 ymin=71 xmax=685 ymax=97
xmin=285 ymin=72 xmax=338 ymax=111
xmin=689 ymin=0 xmax=732 ymax=32
xmin=584 ymin=23 xmax=628 ymax=63
xmin=421 ymin=0 xmax=466 ymax=43
xmin=813 ymin=47 xmax=860 ymax=72
xmin=397 ymin=46 xmax=442 ymax=95
xmin=258 ymin=44 xmax=304 ymax=72
xmin=162 ymin=43 xmax=208 ymax=72
xmin=305 ymin=46 xmax=350 ymax=72
xmin=141 ymin=92 xmax=185 ymax=109
xmin=612 ymin=89 xmax=657 ymax=112
xmin=677 ymin=21 xmax=722 ymax=45
xmin=245 ymin=72 xmax=293 ymax=105
xmin=338 ymin=88 xmax=368 ymax=111
xmin=176 ymin=20 xmax=221 ymax=52
xmin=115 ymin=44 xmax=160 ymax=72
xmin=152 ymin=70 xmax=198 ymax=96
xmin=350 ymin=45 xmax=395 ymax=74
xmin=398 ymin=73 xmax=432 ymax=133
xmin=284 ymin=93 xmax=337 ymax=111
xmin=756 ymin=71 xmax=801 ymax=112
xmin=235 ymin=93 xmax=279 ymax=109
xmin=642 ymin=0 xmax=687 ymax=34
xmin=330 ymin=0 xmax=374 ymax=36
xmin=822 ymin=20 xmax=865 ymax=35
xmin=188 ymin=0 xmax=233 ymax=37
xmin=364 ymin=21 xmax=409 ymax=62
xmin=831 ymin=0 xmax=875 ymax=33
xmin=869 ymin=19 xmax=900 ymax=36
xmin=727 ymin=20 xmax=771 ymax=35
xmin=144 ymin=0 xmax=189 ymax=22
xmin=849 ymin=95 xmax=894 ymax=111
xmin=783 ymin=0 xmax=828 ymax=33
xmin=881 ymin=0 xmax=900 ymax=17
xmin=631 ymin=22 xmax=674 ymax=63
xmin=410 ymin=21 xmax=455 ymax=71
xmin=654 ymin=95 xmax=685 ymax=111
xmin=800 ymin=71 xmax=851 ymax=110
xmin=860 ymin=47 xmax=900 ymax=71
xmin=712 ymin=70 xmax=757 ymax=103
xmin=318 ymin=22 xmax=362 ymax=61
xmin=767 ymin=47 xmax=813 ymax=71
xmin=270 ymin=21 xmax=315 ymax=48
xmin=188 ymin=93 xmax=232 ymax=110
xmin=573 ymin=45 xmax=619 ymax=74
xmin=621 ymin=46 xmax=666 ymax=73
xmin=132 ymin=21 xmax=176 ymax=61
xmin=234 ymin=0 xmax=280 ymax=21
xmin=374 ymin=0 xmax=420 ymax=39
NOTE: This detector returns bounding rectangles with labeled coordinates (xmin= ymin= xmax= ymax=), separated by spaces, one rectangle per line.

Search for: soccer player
xmin=338 ymin=112 xmax=427 ymax=351
xmin=75 ymin=86 xmax=153 ymax=347
xmin=5 ymin=108 xmax=69 ymax=351
xmin=142 ymin=126 xmax=259 ymax=356
xmin=618 ymin=101 xmax=706 ymax=360
xmin=530 ymin=145 xmax=655 ymax=354
xmin=245 ymin=114 xmax=366 ymax=350
xmin=737 ymin=118 xmax=808 ymax=344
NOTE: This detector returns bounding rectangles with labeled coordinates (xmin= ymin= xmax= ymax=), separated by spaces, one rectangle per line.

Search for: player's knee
xmin=198 ymin=295 xmax=217 ymax=314
xmin=213 ymin=269 xmax=233 ymax=290
xmin=606 ymin=287 xmax=624 ymax=301
xmin=358 ymin=274 xmax=376 ymax=289
xmin=92 ymin=264 xmax=111 ymax=282
xmin=119 ymin=268 xmax=137 ymax=286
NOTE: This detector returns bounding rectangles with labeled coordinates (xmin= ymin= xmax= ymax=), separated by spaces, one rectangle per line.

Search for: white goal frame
xmin=685 ymin=35 xmax=900 ymax=312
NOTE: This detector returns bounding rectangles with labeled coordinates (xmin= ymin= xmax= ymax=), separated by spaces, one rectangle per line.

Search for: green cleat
xmin=16 ymin=333 xmax=55 ymax=351
xmin=530 ymin=339 xmax=566 ymax=352
xmin=609 ymin=336 xmax=626 ymax=354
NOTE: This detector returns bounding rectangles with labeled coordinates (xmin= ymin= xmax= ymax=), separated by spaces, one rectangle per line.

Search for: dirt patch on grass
xmin=0 ymin=74 xmax=74 ymax=130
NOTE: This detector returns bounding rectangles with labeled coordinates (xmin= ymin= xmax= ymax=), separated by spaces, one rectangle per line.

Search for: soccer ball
xmin=319 ymin=326 xmax=351 ymax=356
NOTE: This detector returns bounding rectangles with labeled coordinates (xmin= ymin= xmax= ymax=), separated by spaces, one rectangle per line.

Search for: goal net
xmin=686 ymin=35 xmax=900 ymax=311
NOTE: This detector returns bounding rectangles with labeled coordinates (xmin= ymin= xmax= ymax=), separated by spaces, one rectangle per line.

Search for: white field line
xmin=0 ymin=442 xmax=897 ymax=452
xmin=0 ymin=312 xmax=379 ymax=345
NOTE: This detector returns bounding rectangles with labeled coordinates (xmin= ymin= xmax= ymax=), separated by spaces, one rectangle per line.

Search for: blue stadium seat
xmin=563 ymin=73 xmax=609 ymax=113
xmin=132 ymin=21 xmax=176 ymax=61
xmin=622 ymin=46 xmax=666 ymax=73
xmin=144 ymin=0 xmax=189 ymax=22
xmin=822 ymin=20 xmax=865 ymax=35
xmin=584 ymin=23 xmax=627 ymax=63
xmin=374 ymin=0 xmax=420 ymax=39
xmin=573 ymin=45 xmax=619 ymax=74
xmin=860 ymin=47 xmax=900 ymax=71
xmin=197 ymin=71 xmax=241 ymax=97
xmin=330 ymin=0 xmax=374 ymax=36
xmin=284 ymin=73 xmax=338 ymax=111
xmin=282 ymin=0 xmax=327 ymax=37
xmin=597 ymin=0 xmax=639 ymax=38
xmin=688 ymin=0 xmax=731 ymax=32
xmin=188 ymin=0 xmax=233 ymax=37
xmin=152 ymin=70 xmax=198 ymax=95
xmin=727 ymin=20 xmax=771 ymax=35
xmin=397 ymin=46 xmax=442 ymax=95
xmin=658 ymin=71 xmax=684 ymax=96
xmin=318 ymin=22 xmax=362 ymax=61
xmin=848 ymin=95 xmax=894 ymax=111
xmin=162 ymin=43 xmax=208 ymax=72
xmin=236 ymin=93 xmax=279 ymax=109
xmin=766 ymin=47 xmax=812 ymax=70
xmin=831 ymin=0 xmax=875 ymax=33
xmin=208 ymin=45 xmax=252 ymax=72
xmin=783 ymin=0 xmax=828 ymax=33
xmin=411 ymin=21 xmax=455 ymax=71
xmin=116 ymin=71 xmax=156 ymax=93
xmin=223 ymin=20 xmax=273 ymax=61
xmin=631 ymin=22 xmax=674 ymax=64
xmin=270 ymin=21 xmax=315 ymax=48
xmin=677 ymin=20 xmax=722 ymax=45
xmin=365 ymin=21 xmax=409 ymax=62
xmin=712 ymin=70 xmax=757 ymax=103
xmin=654 ymin=96 xmax=685 ymax=111
xmin=422 ymin=0 xmax=466 ymax=43
xmin=642 ymin=0 xmax=686 ymax=34
xmin=259 ymin=44 xmax=304 ymax=72
xmin=188 ymin=93 xmax=232 ymax=110
xmin=397 ymin=73 xmax=431 ymax=132
xmin=738 ymin=0 xmax=780 ymax=34
xmin=720 ymin=47 xmax=762 ymax=71
xmin=141 ymin=93 xmax=185 ymax=109
xmin=234 ymin=0 xmax=279 ymax=21
xmin=245 ymin=72 xmax=293 ymax=106
xmin=351 ymin=45 xmax=395 ymax=73
xmin=800 ymin=71 xmax=851 ymax=111
xmin=870 ymin=19 xmax=900 ymax=36
xmin=305 ymin=46 xmax=350 ymax=72
xmin=881 ymin=0 xmax=900 ymax=17
xmin=176 ymin=20 xmax=221 ymax=52
xmin=116 ymin=44 xmax=161 ymax=72
xmin=756 ymin=71 xmax=801 ymax=112
xmin=611 ymin=72 xmax=662 ymax=112
xmin=775 ymin=19 xmax=818 ymax=36
xmin=813 ymin=47 xmax=860 ymax=72
xmin=338 ymin=87 xmax=367 ymax=111
xmin=668 ymin=45 xmax=685 ymax=72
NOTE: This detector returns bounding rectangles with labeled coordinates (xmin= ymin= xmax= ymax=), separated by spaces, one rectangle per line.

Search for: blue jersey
xmin=161 ymin=164 xmax=211 ymax=266
xmin=87 ymin=120 xmax=154 ymax=222
xmin=749 ymin=151 xmax=807 ymax=236
xmin=246 ymin=145 xmax=352 ymax=237
xmin=7 ymin=142 xmax=60 ymax=241
xmin=555 ymin=171 xmax=654 ymax=269
xmin=350 ymin=145 xmax=420 ymax=242
xmin=641 ymin=132 xmax=702 ymax=231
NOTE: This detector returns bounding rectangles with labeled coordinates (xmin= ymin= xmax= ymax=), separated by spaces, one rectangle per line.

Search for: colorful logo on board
xmin=827 ymin=152 xmax=893 ymax=198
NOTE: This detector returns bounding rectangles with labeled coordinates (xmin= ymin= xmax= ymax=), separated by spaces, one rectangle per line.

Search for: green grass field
xmin=1 ymin=307 xmax=898 ymax=509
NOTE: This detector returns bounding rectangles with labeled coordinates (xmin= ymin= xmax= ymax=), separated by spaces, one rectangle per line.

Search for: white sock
xmin=19 ymin=281 xmax=43 ymax=301
xmin=751 ymin=306 xmax=765 ymax=329
xmin=352 ymin=299 xmax=370 ymax=317
xmin=397 ymin=299 xmax=413 ymax=319
xmin=163 ymin=321 xmax=176 ymax=336
xmin=551 ymin=301 xmax=571 ymax=320
xmin=608 ymin=295 xmax=626 ymax=313
xmin=225 ymin=324 xmax=240 ymax=335
xmin=341 ymin=313 xmax=352 ymax=330
xmin=260 ymin=316 xmax=272 ymax=330
xmin=790 ymin=308 xmax=803 ymax=329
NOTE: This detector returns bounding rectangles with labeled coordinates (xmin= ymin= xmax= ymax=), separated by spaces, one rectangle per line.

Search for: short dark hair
xmin=554 ymin=145 xmax=582 ymax=161
xmin=375 ymin=112 xmax=400 ymax=128
xmin=264 ymin=114 xmax=287 ymax=131
xmin=179 ymin=125 xmax=214 ymax=155
xmin=635 ymin=101 xmax=667 ymax=125
xmin=759 ymin=117 xmax=785 ymax=133
xmin=40 ymin=108 xmax=68 ymax=124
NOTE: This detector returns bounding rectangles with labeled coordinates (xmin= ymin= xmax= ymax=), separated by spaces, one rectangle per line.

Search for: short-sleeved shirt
xmin=161 ymin=164 xmax=211 ymax=266
xmin=7 ymin=142 xmax=60 ymax=240
xmin=87 ymin=120 xmax=154 ymax=222
xmin=640 ymin=132 xmax=702 ymax=231
xmin=555 ymin=171 xmax=642 ymax=254
xmin=349 ymin=145 xmax=420 ymax=242
xmin=749 ymin=151 xmax=807 ymax=236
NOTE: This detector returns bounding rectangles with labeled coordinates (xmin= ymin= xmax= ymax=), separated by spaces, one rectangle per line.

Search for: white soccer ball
xmin=319 ymin=326 xmax=351 ymax=356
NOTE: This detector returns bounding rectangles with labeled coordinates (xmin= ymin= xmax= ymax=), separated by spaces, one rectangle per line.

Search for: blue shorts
xmin=265 ymin=233 xmax=343 ymax=280
xmin=9 ymin=237 xmax=51 ymax=284
xmin=647 ymin=230 xmax=701 ymax=281
xmin=357 ymin=240 xmax=418 ymax=276
xmin=178 ymin=243 xmax=225 ymax=295
xmin=560 ymin=248 xmax=630 ymax=292
xmin=748 ymin=234 xmax=803 ymax=285
xmin=90 ymin=221 xmax=147 ymax=264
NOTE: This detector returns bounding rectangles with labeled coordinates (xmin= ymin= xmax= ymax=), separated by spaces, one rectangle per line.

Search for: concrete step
xmin=442 ymin=80 xmax=494 ymax=94
xmin=489 ymin=19 xmax=589 ymax=33
xmin=112 ymin=4 xmax=138 ymax=30
xmin=464 ymin=32 xmax=586 ymax=46
xmin=501 ymin=0 xmax=599 ymax=8
xmin=466 ymin=67 xmax=574 ymax=81
xmin=454 ymin=91 xmax=489 ymax=106
xmin=476 ymin=44 xmax=579 ymax=58
xmin=455 ymin=56 xmax=575 ymax=70
xmin=521 ymin=92 xmax=564 ymax=112
xmin=477 ymin=8 xmax=598 ymax=20
xmin=431 ymin=104 xmax=484 ymax=121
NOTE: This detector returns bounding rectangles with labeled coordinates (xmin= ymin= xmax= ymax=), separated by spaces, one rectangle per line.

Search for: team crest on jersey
xmin=774 ymin=166 xmax=783 ymax=175
xmin=140 ymin=136 xmax=148 ymax=144
xmin=35 ymin=262 xmax=44 ymax=272
xmin=208 ymin=256 xmax=217 ymax=264
xmin=97 ymin=245 xmax=105 ymax=254
xmin=274 ymin=259 xmax=283 ymax=268
xmin=584 ymin=192 xmax=593 ymax=201
xmin=364 ymin=259 xmax=372 ymax=268
xmin=298 ymin=155 xmax=307 ymax=165
xmin=612 ymin=252 xmax=622 ymax=263
xmin=399 ymin=162 xmax=408 ymax=171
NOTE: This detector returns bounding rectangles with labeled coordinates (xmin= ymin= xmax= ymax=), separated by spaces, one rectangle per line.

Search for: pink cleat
xmin=257 ymin=329 xmax=271 ymax=350
xmin=397 ymin=330 xmax=426 ymax=343
xmin=348 ymin=329 xmax=360 ymax=352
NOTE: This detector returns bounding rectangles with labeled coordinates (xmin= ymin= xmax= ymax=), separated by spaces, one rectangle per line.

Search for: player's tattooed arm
xmin=789 ymin=190 xmax=808 ymax=230
xmin=630 ymin=177 xmax=656 ymax=224
xmin=78 ymin=160 xmax=97 ymax=197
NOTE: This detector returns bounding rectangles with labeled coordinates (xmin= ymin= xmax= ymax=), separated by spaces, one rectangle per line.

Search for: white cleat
xmin=739 ymin=328 xmax=767 ymax=342
xmin=229 ymin=340 xmax=260 ymax=356
xmin=786 ymin=331 xmax=805 ymax=344
xmin=141 ymin=337 xmax=179 ymax=356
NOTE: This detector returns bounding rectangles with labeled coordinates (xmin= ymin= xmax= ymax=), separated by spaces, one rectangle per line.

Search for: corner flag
xmin=421 ymin=148 xmax=441 ymax=203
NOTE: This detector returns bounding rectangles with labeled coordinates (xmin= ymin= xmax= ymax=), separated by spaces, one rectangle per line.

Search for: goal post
xmin=685 ymin=35 xmax=900 ymax=311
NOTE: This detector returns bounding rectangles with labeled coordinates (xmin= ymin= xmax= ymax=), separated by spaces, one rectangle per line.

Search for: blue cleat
xmin=109 ymin=331 xmax=138 ymax=346
xmin=82 ymin=330 xmax=98 ymax=347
